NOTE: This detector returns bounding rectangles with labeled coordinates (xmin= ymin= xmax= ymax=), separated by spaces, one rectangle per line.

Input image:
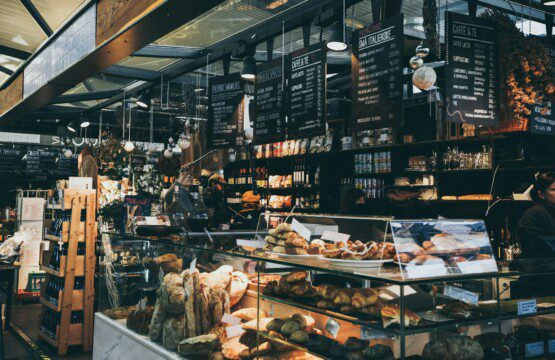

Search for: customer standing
xmin=517 ymin=172 xmax=555 ymax=258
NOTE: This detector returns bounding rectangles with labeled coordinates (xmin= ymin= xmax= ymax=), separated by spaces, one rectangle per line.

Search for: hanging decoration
xmin=95 ymin=134 xmax=128 ymax=180
xmin=479 ymin=10 xmax=554 ymax=130
xmin=413 ymin=66 xmax=437 ymax=91
xmin=177 ymin=133 xmax=191 ymax=150
xmin=410 ymin=0 xmax=438 ymax=91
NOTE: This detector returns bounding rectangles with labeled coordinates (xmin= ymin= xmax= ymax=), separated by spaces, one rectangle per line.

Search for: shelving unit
xmin=38 ymin=189 xmax=96 ymax=355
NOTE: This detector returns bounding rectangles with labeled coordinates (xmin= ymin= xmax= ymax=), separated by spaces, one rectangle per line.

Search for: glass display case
xmin=95 ymin=214 xmax=555 ymax=359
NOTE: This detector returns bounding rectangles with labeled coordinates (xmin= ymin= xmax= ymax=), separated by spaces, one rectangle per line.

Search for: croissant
xmin=332 ymin=289 xmax=354 ymax=306
xmin=288 ymin=280 xmax=311 ymax=297
xmin=351 ymin=289 xmax=378 ymax=310
xmin=316 ymin=299 xmax=334 ymax=309
xmin=314 ymin=285 xmax=340 ymax=301
xmin=284 ymin=271 xmax=308 ymax=283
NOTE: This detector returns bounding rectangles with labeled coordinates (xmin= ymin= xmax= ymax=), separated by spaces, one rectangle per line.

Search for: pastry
xmin=381 ymin=304 xmax=421 ymax=328
xmin=207 ymin=287 xmax=223 ymax=326
xmin=344 ymin=337 xmax=369 ymax=351
xmin=284 ymin=271 xmax=308 ymax=283
xmin=149 ymin=299 xmax=166 ymax=342
xmin=291 ymin=313 xmax=314 ymax=327
xmin=242 ymin=317 xmax=274 ymax=331
xmin=272 ymin=246 xmax=286 ymax=254
xmin=266 ymin=331 xmax=293 ymax=352
xmin=340 ymin=305 xmax=356 ymax=313
xmin=276 ymin=223 xmax=292 ymax=233
xmin=322 ymin=249 xmax=343 ymax=258
xmin=222 ymin=337 xmax=248 ymax=360
xmin=285 ymin=237 xmax=309 ymax=249
xmin=209 ymin=322 xmax=228 ymax=345
xmin=192 ymin=271 xmax=204 ymax=333
xmin=280 ymin=319 xmax=302 ymax=336
xmin=229 ymin=271 xmax=249 ymax=307
xmin=266 ymin=318 xmax=284 ymax=332
xmin=316 ymin=299 xmax=334 ymax=309
xmin=276 ymin=240 xmax=286 ymax=246
xmin=289 ymin=330 xmax=308 ymax=343
xmin=238 ymin=342 xmax=272 ymax=358
xmin=268 ymin=229 xmax=279 ymax=237
xmin=314 ymin=285 xmax=340 ymax=300
xmin=239 ymin=330 xmax=258 ymax=348
xmin=162 ymin=315 xmax=186 ymax=350
xmin=307 ymin=241 xmax=325 ymax=255
xmin=215 ymin=287 xmax=231 ymax=314
xmin=351 ymin=288 xmax=378 ymax=310
xmin=265 ymin=235 xmax=277 ymax=245
xmin=442 ymin=301 xmax=472 ymax=320
xmin=288 ymin=280 xmax=311 ymax=297
xmin=177 ymin=334 xmax=220 ymax=357
xmin=156 ymin=253 xmax=183 ymax=274
xmin=285 ymin=247 xmax=308 ymax=255
xmin=358 ymin=305 xmax=380 ymax=317
xmin=422 ymin=336 xmax=484 ymax=360
xmin=231 ymin=308 xmax=266 ymax=322
xmin=332 ymin=289 xmax=354 ymax=306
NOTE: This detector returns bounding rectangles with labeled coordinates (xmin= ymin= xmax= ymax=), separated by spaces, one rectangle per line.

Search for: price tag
xmin=226 ymin=324 xmax=245 ymax=338
xmin=236 ymin=239 xmax=265 ymax=249
xmin=221 ymin=313 xmax=242 ymax=326
xmin=548 ymin=339 xmax=555 ymax=354
xmin=406 ymin=262 xmax=448 ymax=279
xmin=518 ymin=299 xmax=537 ymax=316
xmin=525 ymin=342 xmax=544 ymax=357
xmin=291 ymin=219 xmax=311 ymax=241
xmin=189 ymin=258 xmax=197 ymax=271
xmin=443 ymin=285 xmax=479 ymax=306
xmin=325 ymin=317 xmax=340 ymax=338
xmin=321 ymin=231 xmax=350 ymax=243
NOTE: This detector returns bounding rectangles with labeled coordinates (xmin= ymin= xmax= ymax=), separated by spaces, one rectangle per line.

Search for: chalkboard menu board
xmin=0 ymin=147 xmax=22 ymax=174
xmin=57 ymin=154 xmax=78 ymax=176
xmin=26 ymin=149 xmax=57 ymax=175
xmin=445 ymin=12 xmax=498 ymax=125
xmin=530 ymin=39 xmax=555 ymax=136
xmin=208 ymin=73 xmax=245 ymax=149
xmin=352 ymin=15 xmax=403 ymax=132
xmin=254 ymin=57 xmax=285 ymax=144
xmin=286 ymin=42 xmax=326 ymax=139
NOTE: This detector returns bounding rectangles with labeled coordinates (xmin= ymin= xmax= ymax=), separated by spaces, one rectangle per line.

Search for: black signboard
xmin=26 ymin=149 xmax=57 ymax=175
xmin=0 ymin=147 xmax=23 ymax=174
xmin=352 ymin=15 xmax=403 ymax=132
xmin=445 ymin=12 xmax=498 ymax=125
xmin=57 ymin=154 xmax=78 ymax=176
xmin=286 ymin=42 xmax=326 ymax=139
xmin=254 ymin=57 xmax=285 ymax=144
xmin=530 ymin=39 xmax=555 ymax=136
xmin=207 ymin=73 xmax=245 ymax=149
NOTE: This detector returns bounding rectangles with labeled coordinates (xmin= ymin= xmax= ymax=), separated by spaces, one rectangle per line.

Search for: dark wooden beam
xmin=48 ymin=90 xmax=122 ymax=104
xmin=0 ymin=66 xmax=14 ymax=76
xmin=133 ymin=44 xmax=204 ymax=59
xmin=0 ymin=45 xmax=31 ymax=60
xmin=103 ymin=65 xmax=161 ymax=81
xmin=20 ymin=0 xmax=53 ymax=36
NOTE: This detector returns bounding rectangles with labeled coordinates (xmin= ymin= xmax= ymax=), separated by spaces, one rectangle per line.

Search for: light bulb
xmin=164 ymin=148 xmax=173 ymax=158
xmin=229 ymin=153 xmax=236 ymax=162
xmin=63 ymin=149 xmax=73 ymax=159
xmin=124 ymin=141 xmax=135 ymax=153
xmin=147 ymin=143 xmax=158 ymax=153
xmin=362 ymin=136 xmax=370 ymax=145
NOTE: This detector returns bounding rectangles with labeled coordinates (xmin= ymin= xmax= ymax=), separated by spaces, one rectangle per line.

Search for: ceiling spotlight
xmin=80 ymin=114 xmax=90 ymax=128
xmin=326 ymin=21 xmax=348 ymax=52
xmin=67 ymin=121 xmax=76 ymax=133
xmin=136 ymin=90 xmax=151 ymax=110
xmin=241 ymin=55 xmax=256 ymax=81
xmin=541 ymin=0 xmax=555 ymax=6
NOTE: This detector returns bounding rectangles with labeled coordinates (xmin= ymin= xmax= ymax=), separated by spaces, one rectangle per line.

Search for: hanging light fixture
xmin=63 ymin=148 xmax=73 ymax=159
xmin=123 ymin=100 xmax=134 ymax=153
xmin=177 ymin=134 xmax=191 ymax=150
xmin=67 ymin=121 xmax=76 ymax=133
xmin=240 ymin=55 xmax=256 ymax=81
xmin=136 ymin=89 xmax=151 ymax=110
xmin=326 ymin=21 xmax=347 ymax=51
xmin=124 ymin=141 xmax=135 ymax=153
xmin=541 ymin=0 xmax=555 ymax=6
xmin=80 ymin=113 xmax=90 ymax=128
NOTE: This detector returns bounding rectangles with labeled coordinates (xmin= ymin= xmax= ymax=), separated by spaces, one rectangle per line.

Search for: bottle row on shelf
xmin=354 ymin=151 xmax=392 ymax=174
xmin=43 ymin=276 xmax=85 ymax=305
xmin=49 ymin=243 xmax=86 ymax=271
xmin=41 ymin=308 xmax=84 ymax=339
xmin=341 ymin=178 xmax=387 ymax=200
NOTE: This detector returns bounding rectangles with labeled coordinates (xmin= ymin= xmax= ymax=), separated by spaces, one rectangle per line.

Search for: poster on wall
xmin=351 ymin=14 xmax=403 ymax=132
xmin=286 ymin=42 xmax=326 ymax=139
xmin=445 ymin=12 xmax=498 ymax=126
xmin=207 ymin=73 xmax=245 ymax=149
xmin=254 ymin=57 xmax=285 ymax=144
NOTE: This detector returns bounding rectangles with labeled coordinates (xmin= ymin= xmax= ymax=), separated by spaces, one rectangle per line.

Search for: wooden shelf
xmin=40 ymin=288 xmax=84 ymax=312
xmin=38 ymin=323 xmax=84 ymax=347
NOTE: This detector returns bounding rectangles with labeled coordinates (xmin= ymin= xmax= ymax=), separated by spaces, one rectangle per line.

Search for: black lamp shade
xmin=326 ymin=21 xmax=347 ymax=51
xmin=241 ymin=56 xmax=256 ymax=81
xmin=80 ymin=114 xmax=90 ymax=128
xmin=67 ymin=121 xmax=76 ymax=133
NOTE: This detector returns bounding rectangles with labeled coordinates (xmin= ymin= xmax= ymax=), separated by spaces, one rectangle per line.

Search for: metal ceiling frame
xmin=133 ymin=44 xmax=205 ymax=59
xmin=0 ymin=66 xmax=14 ymax=75
xmin=19 ymin=0 xmax=53 ymax=36
xmin=103 ymin=65 xmax=162 ymax=81
xmin=48 ymin=89 xmax=122 ymax=104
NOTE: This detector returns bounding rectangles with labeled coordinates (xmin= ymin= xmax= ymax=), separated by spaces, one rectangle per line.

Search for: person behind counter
xmin=203 ymin=173 xmax=229 ymax=228
xmin=517 ymin=172 xmax=555 ymax=258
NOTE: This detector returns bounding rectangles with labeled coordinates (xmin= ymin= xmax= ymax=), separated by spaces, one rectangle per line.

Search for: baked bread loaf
xmin=222 ymin=336 xmax=248 ymax=360
xmin=228 ymin=271 xmax=249 ymax=307
xmin=126 ymin=305 xmax=154 ymax=335
xmin=159 ymin=273 xmax=185 ymax=315
xmin=162 ymin=314 xmax=186 ymax=350
xmin=351 ymin=288 xmax=378 ymax=310
xmin=285 ymin=237 xmax=308 ymax=249
xmin=148 ymin=300 xmax=166 ymax=342
xmin=177 ymin=334 xmax=220 ymax=357
xmin=231 ymin=308 xmax=266 ymax=322
xmin=202 ymin=265 xmax=233 ymax=290
xmin=242 ymin=317 xmax=274 ymax=331
xmin=156 ymin=253 xmax=183 ymax=274
xmin=183 ymin=270 xmax=197 ymax=337
xmin=284 ymin=271 xmax=307 ymax=283
xmin=285 ymin=247 xmax=307 ymax=255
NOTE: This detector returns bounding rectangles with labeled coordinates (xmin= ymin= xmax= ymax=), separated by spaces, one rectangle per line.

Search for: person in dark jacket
xmin=517 ymin=172 xmax=555 ymax=258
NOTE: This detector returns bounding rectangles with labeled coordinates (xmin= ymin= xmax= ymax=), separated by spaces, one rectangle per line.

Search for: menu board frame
xmin=26 ymin=149 xmax=57 ymax=176
xmin=445 ymin=12 xmax=499 ymax=126
xmin=207 ymin=73 xmax=245 ymax=149
xmin=253 ymin=57 xmax=286 ymax=144
xmin=286 ymin=41 xmax=327 ymax=140
xmin=351 ymin=14 xmax=404 ymax=133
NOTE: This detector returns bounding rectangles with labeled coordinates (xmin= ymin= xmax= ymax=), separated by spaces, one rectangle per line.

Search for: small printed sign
xmin=444 ymin=285 xmax=480 ymax=306
xmin=321 ymin=231 xmax=350 ymax=243
xmin=291 ymin=219 xmax=312 ymax=241
xmin=226 ymin=324 xmax=245 ymax=338
xmin=325 ymin=317 xmax=340 ymax=338
xmin=548 ymin=339 xmax=555 ymax=354
xmin=525 ymin=341 xmax=544 ymax=357
xmin=221 ymin=313 xmax=242 ymax=326
xmin=518 ymin=299 xmax=537 ymax=316
xmin=189 ymin=258 xmax=197 ymax=271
